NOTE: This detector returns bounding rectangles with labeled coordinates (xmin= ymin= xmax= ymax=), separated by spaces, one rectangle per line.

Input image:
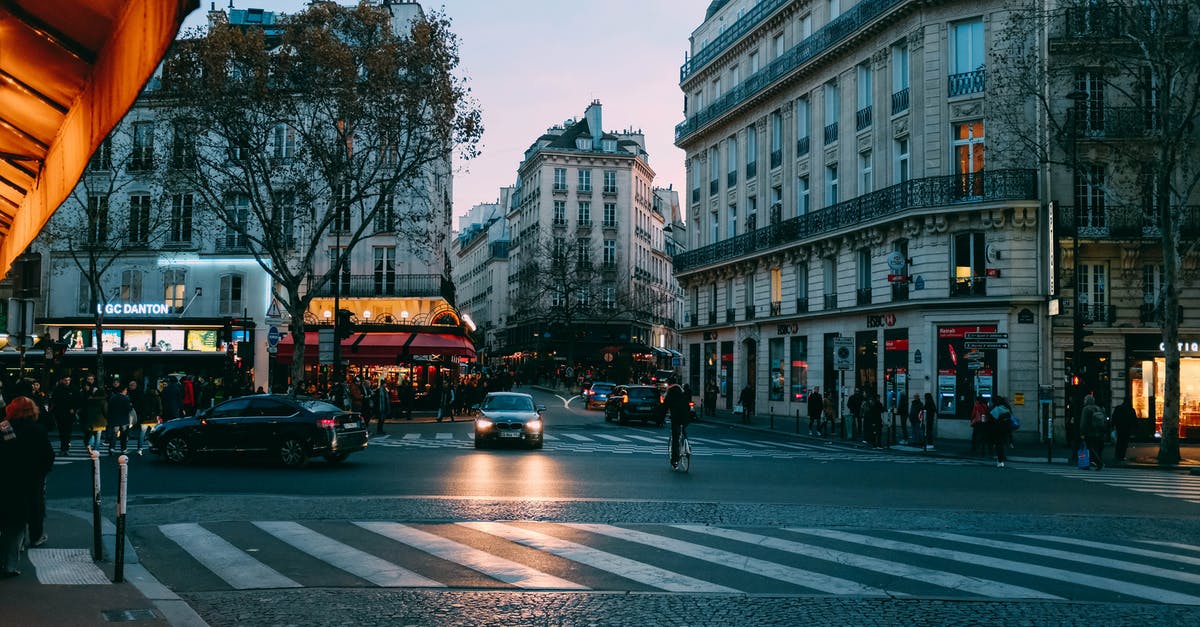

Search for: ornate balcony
xmin=891 ymin=88 xmax=909 ymax=114
xmin=795 ymin=296 xmax=809 ymax=314
xmin=726 ymin=308 xmax=736 ymax=323
xmin=1056 ymin=3 xmax=1191 ymax=40
xmin=1056 ymin=204 xmax=1200 ymax=238
xmin=824 ymin=122 xmax=838 ymax=145
xmin=770 ymin=300 xmax=782 ymax=316
xmin=795 ymin=136 xmax=810 ymax=157
xmin=679 ymin=0 xmax=789 ymax=82
xmin=307 ymin=273 xmax=442 ymax=298
xmin=855 ymin=106 xmax=872 ymax=131
xmin=1066 ymin=107 xmax=1163 ymax=139
xmin=856 ymin=287 xmax=872 ymax=306
xmin=708 ymin=310 xmax=717 ymax=325
xmin=824 ymin=293 xmax=838 ymax=310
xmin=673 ymin=169 xmax=1038 ymax=273
xmin=947 ymin=69 xmax=986 ymax=97
xmin=745 ymin=304 xmax=756 ymax=320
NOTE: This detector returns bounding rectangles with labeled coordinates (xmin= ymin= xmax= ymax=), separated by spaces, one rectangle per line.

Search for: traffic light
xmin=335 ymin=309 xmax=354 ymax=341
xmin=1073 ymin=317 xmax=1095 ymax=352
xmin=222 ymin=317 xmax=234 ymax=343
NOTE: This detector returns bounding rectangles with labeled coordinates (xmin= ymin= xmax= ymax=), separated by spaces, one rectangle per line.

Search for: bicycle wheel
xmin=678 ymin=436 xmax=691 ymax=473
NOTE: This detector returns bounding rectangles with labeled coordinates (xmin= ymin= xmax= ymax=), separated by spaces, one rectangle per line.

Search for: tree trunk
xmin=1158 ymin=189 xmax=1181 ymax=465
xmin=93 ymin=306 xmax=106 ymax=386
xmin=287 ymin=309 xmax=308 ymax=397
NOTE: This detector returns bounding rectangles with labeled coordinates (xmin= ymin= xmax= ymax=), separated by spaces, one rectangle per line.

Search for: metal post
xmin=769 ymin=408 xmax=774 ymax=430
xmin=1045 ymin=401 xmax=1054 ymax=464
xmin=114 ymin=454 xmax=128 ymax=582
xmin=332 ymin=226 xmax=343 ymax=388
xmin=795 ymin=409 xmax=800 ymax=434
xmin=91 ymin=449 xmax=101 ymax=561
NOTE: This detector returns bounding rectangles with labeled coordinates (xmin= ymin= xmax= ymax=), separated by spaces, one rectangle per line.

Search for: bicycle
xmin=670 ymin=423 xmax=691 ymax=473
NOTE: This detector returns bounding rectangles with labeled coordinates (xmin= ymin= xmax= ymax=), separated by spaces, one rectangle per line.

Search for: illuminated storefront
xmin=1129 ymin=335 xmax=1200 ymax=440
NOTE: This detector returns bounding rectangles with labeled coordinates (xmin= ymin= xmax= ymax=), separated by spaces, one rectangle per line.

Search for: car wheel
xmin=163 ymin=436 xmax=192 ymax=464
xmin=277 ymin=438 xmax=310 ymax=468
xmin=324 ymin=452 xmax=349 ymax=464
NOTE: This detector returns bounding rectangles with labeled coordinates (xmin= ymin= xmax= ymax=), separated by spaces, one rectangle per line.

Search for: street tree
xmin=159 ymin=1 xmax=481 ymax=393
xmin=991 ymin=0 xmax=1200 ymax=463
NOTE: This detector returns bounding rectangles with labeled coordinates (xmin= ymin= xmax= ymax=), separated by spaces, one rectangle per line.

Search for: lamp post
xmin=1065 ymin=89 xmax=1088 ymax=430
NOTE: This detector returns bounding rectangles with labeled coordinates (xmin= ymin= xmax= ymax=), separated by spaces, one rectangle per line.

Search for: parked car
xmin=148 ymin=394 xmax=368 ymax=468
xmin=604 ymin=385 xmax=665 ymax=426
xmin=473 ymin=392 xmax=545 ymax=449
xmin=584 ymin=382 xmax=616 ymax=410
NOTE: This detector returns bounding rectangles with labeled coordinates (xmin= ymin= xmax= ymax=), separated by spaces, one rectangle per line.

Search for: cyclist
xmin=663 ymin=377 xmax=692 ymax=468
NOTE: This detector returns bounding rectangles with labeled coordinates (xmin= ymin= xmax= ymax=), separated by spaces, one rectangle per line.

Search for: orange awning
xmin=276 ymin=331 xmax=476 ymax=366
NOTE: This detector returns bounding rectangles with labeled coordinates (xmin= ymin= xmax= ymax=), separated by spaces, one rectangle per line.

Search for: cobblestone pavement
xmin=183 ymin=589 xmax=1200 ymax=626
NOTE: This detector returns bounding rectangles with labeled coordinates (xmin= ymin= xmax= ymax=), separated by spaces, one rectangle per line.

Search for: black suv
xmin=604 ymin=385 xmax=664 ymax=426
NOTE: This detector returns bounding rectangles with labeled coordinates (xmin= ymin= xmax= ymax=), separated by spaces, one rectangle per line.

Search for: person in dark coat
xmin=0 ymin=396 xmax=55 ymax=576
xmin=664 ymin=378 xmax=692 ymax=468
xmin=106 ymin=384 xmax=133 ymax=455
xmin=133 ymin=380 xmax=162 ymax=454
xmin=922 ymin=393 xmax=938 ymax=449
xmin=1111 ymin=399 xmax=1137 ymax=462
xmin=908 ymin=395 xmax=924 ymax=446
xmin=50 ymin=375 xmax=78 ymax=455
xmin=398 ymin=377 xmax=414 ymax=420
xmin=160 ymin=376 xmax=183 ymax=421
xmin=1080 ymin=394 xmax=1109 ymax=470
xmin=737 ymin=385 xmax=754 ymax=423
xmin=847 ymin=389 xmax=864 ymax=440
xmin=807 ymin=388 xmax=824 ymax=436
xmin=863 ymin=391 xmax=884 ymax=448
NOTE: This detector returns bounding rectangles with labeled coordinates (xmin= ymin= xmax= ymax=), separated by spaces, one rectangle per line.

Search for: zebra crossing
xmin=132 ymin=519 xmax=1200 ymax=604
xmin=369 ymin=431 xmax=978 ymax=464
xmin=1018 ymin=465 xmax=1200 ymax=506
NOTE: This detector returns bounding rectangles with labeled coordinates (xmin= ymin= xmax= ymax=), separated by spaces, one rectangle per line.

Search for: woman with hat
xmin=0 ymin=396 xmax=55 ymax=577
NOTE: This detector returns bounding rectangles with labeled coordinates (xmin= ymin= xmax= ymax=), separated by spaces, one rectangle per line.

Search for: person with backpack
xmin=987 ymin=395 xmax=1015 ymax=468
xmin=1080 ymin=394 xmax=1109 ymax=470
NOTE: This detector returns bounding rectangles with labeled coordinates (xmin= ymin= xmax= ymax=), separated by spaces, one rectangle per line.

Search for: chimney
xmin=584 ymin=100 xmax=602 ymax=150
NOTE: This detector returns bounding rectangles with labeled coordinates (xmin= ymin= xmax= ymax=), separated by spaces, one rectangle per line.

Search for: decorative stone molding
xmin=736 ymin=325 xmax=759 ymax=345
xmin=1183 ymin=250 xmax=1199 ymax=286
xmin=1060 ymin=243 xmax=1074 ymax=273
xmin=909 ymin=29 xmax=924 ymax=51
xmin=771 ymin=169 xmax=783 ymax=188
xmin=1011 ymin=206 xmax=1037 ymax=229
xmin=781 ymin=100 xmax=793 ymax=116
xmin=950 ymin=101 xmax=983 ymax=120
xmin=923 ymin=214 xmax=949 ymax=235
xmin=858 ymin=134 xmax=871 ymax=153
xmin=904 ymin=218 xmax=923 ymax=241
xmin=1120 ymin=245 xmax=1141 ymax=281
xmin=872 ymin=49 xmax=888 ymax=68
xmin=825 ymin=146 xmax=838 ymax=163
xmin=893 ymin=117 xmax=909 ymax=138
xmin=980 ymin=208 xmax=1007 ymax=230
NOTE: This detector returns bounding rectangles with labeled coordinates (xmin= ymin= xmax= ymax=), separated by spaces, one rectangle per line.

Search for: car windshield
xmin=592 ymin=384 xmax=614 ymax=393
xmin=627 ymin=388 xmax=659 ymax=400
xmin=297 ymin=399 xmax=342 ymax=413
xmin=483 ymin=395 xmax=535 ymax=412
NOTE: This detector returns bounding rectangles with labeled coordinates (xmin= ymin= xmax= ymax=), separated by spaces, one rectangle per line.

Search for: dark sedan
xmin=473 ymin=392 xmax=545 ymax=449
xmin=604 ymin=385 xmax=665 ymax=426
xmin=148 ymin=395 xmax=368 ymax=467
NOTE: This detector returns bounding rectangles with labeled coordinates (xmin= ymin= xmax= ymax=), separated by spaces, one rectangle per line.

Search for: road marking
xmin=354 ymin=522 xmax=585 ymax=590
xmin=542 ymin=434 xmax=559 ymax=441
xmin=254 ymin=521 xmax=442 ymax=588
xmin=1141 ymin=540 xmax=1200 ymax=554
xmin=901 ymin=531 xmax=1200 ymax=586
xmin=625 ymin=434 xmax=666 ymax=444
xmin=1018 ymin=535 xmax=1200 ymax=568
xmin=402 ymin=433 xmax=421 ymax=440
xmin=562 ymin=434 xmax=593 ymax=442
xmin=594 ymin=434 xmax=630 ymax=443
xmin=159 ymin=523 xmax=301 ymax=590
xmin=460 ymin=522 xmax=737 ymax=593
xmin=566 ymin=523 xmax=887 ymax=596
xmin=673 ymin=525 xmax=1060 ymax=600
xmin=434 ymin=433 xmax=453 ymax=440
xmin=789 ymin=528 xmax=1200 ymax=605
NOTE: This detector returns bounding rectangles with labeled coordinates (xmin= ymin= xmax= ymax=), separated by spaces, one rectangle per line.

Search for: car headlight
xmin=525 ymin=419 xmax=542 ymax=432
xmin=476 ymin=418 xmax=493 ymax=429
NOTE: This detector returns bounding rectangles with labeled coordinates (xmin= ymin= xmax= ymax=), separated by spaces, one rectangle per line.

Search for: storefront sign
xmin=884 ymin=338 xmax=909 ymax=351
xmin=1160 ymin=341 xmax=1200 ymax=354
xmin=866 ymin=313 xmax=897 ymax=328
xmin=1018 ymin=308 xmax=1035 ymax=324
xmin=96 ymin=302 xmax=171 ymax=315
xmin=777 ymin=323 xmax=800 ymax=335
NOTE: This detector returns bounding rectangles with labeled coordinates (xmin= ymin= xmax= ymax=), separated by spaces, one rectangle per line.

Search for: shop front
xmin=935 ymin=324 xmax=1000 ymax=419
xmin=1128 ymin=334 xmax=1200 ymax=441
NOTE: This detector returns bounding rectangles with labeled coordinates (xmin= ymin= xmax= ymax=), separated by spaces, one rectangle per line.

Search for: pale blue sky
xmin=183 ymin=1 xmax=701 ymax=222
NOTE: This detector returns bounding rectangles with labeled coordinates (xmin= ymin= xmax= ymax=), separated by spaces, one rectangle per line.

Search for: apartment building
xmin=452 ymin=191 xmax=513 ymax=365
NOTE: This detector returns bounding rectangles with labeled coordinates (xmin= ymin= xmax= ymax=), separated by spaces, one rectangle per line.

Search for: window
xmin=77 ymin=274 xmax=94 ymax=314
xmin=729 ymin=64 xmax=739 ymax=88
xmin=773 ymin=33 xmax=785 ymax=59
xmin=128 ymin=193 xmax=151 ymax=244
xmin=328 ymin=247 xmax=350 ymax=293
xmin=1077 ymin=264 xmax=1108 ymax=322
xmin=727 ymin=135 xmax=738 ymax=186
xmin=89 ymin=137 xmax=112 ymax=171
xmin=374 ymin=246 xmax=396 ymax=295
xmin=726 ymin=278 xmax=735 ymax=311
xmin=603 ymin=239 xmax=616 ymax=265
xmin=169 ymin=193 xmax=193 ymax=244
xmin=551 ymin=288 xmax=565 ymax=308
xmin=746 ymin=125 xmax=758 ymax=178
xmin=748 ymin=195 xmax=759 ymax=230
xmin=552 ymin=237 xmax=567 ymax=262
xmin=709 ymin=147 xmax=720 ymax=195
xmin=578 ymin=169 xmax=592 ymax=193
xmin=711 ymin=76 xmax=721 ymax=100
xmin=828 ymin=0 xmax=841 ymax=21
xmin=578 ymin=201 xmax=591 ymax=223
xmin=120 ymin=269 xmax=143 ymax=302
xmin=228 ymin=135 xmax=249 ymax=162
xmin=603 ymin=170 xmax=617 ymax=194
xmin=798 ymin=13 xmax=813 ymax=40
xmin=728 ymin=203 xmax=738 ymax=238
xmin=164 ymin=269 xmax=186 ymax=314
xmin=749 ymin=50 xmax=760 ymax=73
xmin=769 ymin=337 xmax=785 ymax=401
xmin=225 ymin=194 xmax=249 ymax=249
xmin=789 ymin=336 xmax=809 ymax=402
xmin=770 ymin=110 xmax=783 ymax=168
xmin=859 ymin=151 xmax=873 ymax=194
xmin=603 ymin=202 xmax=616 ymax=226
xmin=744 ymin=272 xmax=756 ymax=319
xmin=271 ymin=123 xmax=295 ymax=161
xmin=710 ymin=209 xmax=719 ymax=243
xmin=1074 ymin=70 xmax=1105 ymax=134
xmin=604 ymin=287 xmax=616 ymax=309
xmin=895 ymin=138 xmax=910 ymax=184
xmin=952 ymin=232 xmax=987 ymax=296
xmin=170 ymin=124 xmax=194 ymax=169
xmin=795 ymin=97 xmax=810 ymax=155
xmin=1142 ymin=264 xmax=1164 ymax=321
xmin=892 ymin=43 xmax=909 ymax=91
xmin=856 ymin=248 xmax=872 ymax=305
xmin=333 ymin=184 xmax=351 ymax=232
xmin=823 ymin=257 xmax=838 ymax=309
xmin=824 ymin=82 xmax=839 ymax=144
xmin=1074 ymin=165 xmax=1106 ymax=229
xmin=795 ymin=262 xmax=809 ymax=312
xmin=691 ymin=161 xmax=702 ymax=203
xmin=797 ymin=176 xmax=810 ymax=215
xmin=953 ymin=121 xmax=985 ymax=198
xmin=769 ymin=187 xmax=781 ymax=223
xmin=554 ymin=168 xmax=567 ymax=191
xmin=87 ymin=194 xmax=109 ymax=243
xmin=131 ymin=122 xmax=154 ymax=171
xmin=554 ymin=200 xmax=566 ymax=224
xmin=374 ymin=193 xmax=396 ymax=232
xmin=771 ymin=267 xmax=782 ymax=303
xmin=857 ymin=62 xmax=873 ymax=110
xmin=693 ymin=89 xmax=703 ymax=114
xmin=576 ymin=238 xmax=591 ymax=266
xmin=952 ymin=19 xmax=985 ymax=74
xmin=825 ymin=163 xmax=839 ymax=206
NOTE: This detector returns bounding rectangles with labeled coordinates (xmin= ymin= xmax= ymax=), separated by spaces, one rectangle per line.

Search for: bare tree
xmin=159 ymin=2 xmax=481 ymax=392
xmin=991 ymin=0 xmax=1200 ymax=463
xmin=38 ymin=126 xmax=172 ymax=383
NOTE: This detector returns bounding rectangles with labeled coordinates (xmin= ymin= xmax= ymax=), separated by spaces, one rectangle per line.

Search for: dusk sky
xmin=183 ymin=1 xmax=701 ymax=225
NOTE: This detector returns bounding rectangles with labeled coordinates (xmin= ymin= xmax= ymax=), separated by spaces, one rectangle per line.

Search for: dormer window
xmin=602 ymin=139 xmax=617 ymax=152
xmin=575 ymin=137 xmax=591 ymax=150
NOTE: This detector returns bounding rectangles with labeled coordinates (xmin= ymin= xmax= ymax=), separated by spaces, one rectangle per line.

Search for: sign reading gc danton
xmin=96 ymin=303 xmax=171 ymax=315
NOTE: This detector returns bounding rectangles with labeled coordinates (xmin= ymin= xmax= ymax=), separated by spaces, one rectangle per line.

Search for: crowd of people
xmin=319 ymin=370 xmax=518 ymax=433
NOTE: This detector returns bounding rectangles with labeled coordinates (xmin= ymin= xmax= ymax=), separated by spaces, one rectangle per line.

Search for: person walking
xmin=161 ymin=376 xmax=183 ymax=421
xmin=908 ymin=395 xmax=925 ymax=447
xmin=49 ymin=375 xmax=78 ymax=456
xmin=106 ymin=383 xmax=134 ymax=455
xmin=822 ymin=390 xmax=836 ymax=437
xmin=969 ymin=394 xmax=989 ymax=456
xmin=399 ymin=376 xmax=414 ymax=420
xmin=922 ymin=393 xmax=938 ymax=449
xmin=807 ymin=387 xmax=824 ymax=436
xmin=371 ymin=377 xmax=391 ymax=435
xmin=82 ymin=385 xmax=108 ymax=452
xmin=1111 ymin=399 xmax=1137 ymax=462
xmin=0 ymin=396 xmax=56 ymax=577
xmin=897 ymin=393 xmax=909 ymax=444
xmin=737 ymin=385 xmax=754 ymax=423
xmin=704 ymin=380 xmax=718 ymax=417
xmin=863 ymin=390 xmax=884 ymax=448
xmin=664 ymin=378 xmax=692 ymax=468
xmin=134 ymin=379 xmax=162 ymax=455
xmin=987 ymin=395 xmax=1015 ymax=468
xmin=1080 ymin=394 xmax=1109 ymax=470
xmin=847 ymin=389 xmax=863 ymax=441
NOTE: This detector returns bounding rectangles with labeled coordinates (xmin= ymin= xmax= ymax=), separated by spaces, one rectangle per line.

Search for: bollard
xmin=91 ymin=449 xmax=102 ymax=561
xmin=769 ymin=408 xmax=774 ymax=430
xmin=795 ymin=409 xmax=800 ymax=435
xmin=114 ymin=455 xmax=128 ymax=583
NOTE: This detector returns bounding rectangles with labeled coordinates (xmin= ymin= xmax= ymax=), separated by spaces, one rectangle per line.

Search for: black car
xmin=604 ymin=385 xmax=665 ymax=426
xmin=148 ymin=394 xmax=368 ymax=467
xmin=473 ymin=392 xmax=545 ymax=449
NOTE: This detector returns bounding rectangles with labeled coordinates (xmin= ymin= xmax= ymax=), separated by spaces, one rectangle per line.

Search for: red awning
xmin=276 ymin=331 xmax=475 ymax=366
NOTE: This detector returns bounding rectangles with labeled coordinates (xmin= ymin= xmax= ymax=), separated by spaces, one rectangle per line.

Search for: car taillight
xmin=585 ymin=389 xmax=594 ymax=396
xmin=689 ymin=401 xmax=695 ymax=409
xmin=317 ymin=418 xmax=338 ymax=429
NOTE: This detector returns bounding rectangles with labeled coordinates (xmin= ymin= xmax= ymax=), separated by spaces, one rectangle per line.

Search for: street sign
xmin=887 ymin=274 xmax=909 ymax=284
xmin=266 ymin=299 xmax=282 ymax=319
xmin=267 ymin=326 xmax=281 ymax=347
xmin=833 ymin=337 xmax=854 ymax=371
xmin=963 ymin=341 xmax=1008 ymax=350
xmin=964 ymin=332 xmax=1008 ymax=340
xmin=967 ymin=361 xmax=984 ymax=370
xmin=886 ymin=251 xmax=906 ymax=271
xmin=671 ymin=357 xmax=682 ymax=367
xmin=318 ymin=328 xmax=335 ymax=364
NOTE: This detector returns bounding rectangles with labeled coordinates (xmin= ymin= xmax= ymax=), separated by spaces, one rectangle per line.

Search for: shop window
xmin=120 ymin=269 xmax=143 ymax=302
xmin=790 ymin=336 xmax=809 ymax=402
xmin=769 ymin=338 xmax=785 ymax=401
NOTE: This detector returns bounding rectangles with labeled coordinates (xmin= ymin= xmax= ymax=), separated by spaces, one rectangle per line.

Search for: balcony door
xmin=374 ymin=246 xmax=397 ymax=295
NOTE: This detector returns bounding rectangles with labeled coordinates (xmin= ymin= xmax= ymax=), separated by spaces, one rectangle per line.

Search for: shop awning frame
xmin=276 ymin=331 xmax=476 ymax=366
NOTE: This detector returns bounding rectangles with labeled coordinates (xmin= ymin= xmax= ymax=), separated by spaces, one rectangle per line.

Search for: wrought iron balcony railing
xmin=1140 ymin=303 xmax=1183 ymax=325
xmin=891 ymin=88 xmax=909 ymax=114
xmin=1056 ymin=204 xmax=1200 ymax=238
xmin=708 ymin=310 xmax=717 ymax=325
xmin=1057 ymin=3 xmax=1191 ymax=39
xmin=824 ymin=293 xmax=838 ymax=310
xmin=746 ymin=160 xmax=757 ymax=179
xmin=947 ymin=69 xmax=986 ymax=97
xmin=745 ymin=304 xmax=756 ymax=320
xmin=856 ymin=287 xmax=872 ymax=306
xmin=824 ymin=122 xmax=838 ymax=145
xmin=855 ymin=106 xmax=873 ymax=131
xmin=891 ymin=282 xmax=909 ymax=302
xmin=1078 ymin=303 xmax=1116 ymax=325
xmin=673 ymin=169 xmax=1038 ymax=273
xmin=770 ymin=300 xmax=782 ymax=316
xmin=951 ymin=276 xmax=987 ymax=297
xmin=1066 ymin=107 xmax=1162 ymax=139
xmin=795 ymin=296 xmax=809 ymax=314
xmin=726 ymin=308 xmax=736 ymax=323
xmin=307 ymin=273 xmax=442 ymax=298
xmin=796 ymin=136 xmax=810 ymax=157
xmin=679 ymin=0 xmax=789 ymax=82
xmin=676 ymin=0 xmax=907 ymax=143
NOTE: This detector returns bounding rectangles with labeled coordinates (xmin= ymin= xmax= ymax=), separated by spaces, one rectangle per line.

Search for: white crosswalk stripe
xmin=1018 ymin=465 xmax=1200 ymax=506
xmin=141 ymin=521 xmax=1200 ymax=604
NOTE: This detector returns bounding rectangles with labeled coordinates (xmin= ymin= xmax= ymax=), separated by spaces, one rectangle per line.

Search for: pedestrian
xmin=1111 ymin=398 xmax=1137 ymax=462
xmin=897 ymin=393 xmax=909 ymax=444
xmin=82 ymin=386 xmax=108 ymax=452
xmin=1080 ymin=394 xmax=1109 ymax=470
xmin=371 ymin=377 xmax=390 ymax=435
xmin=195 ymin=375 xmax=215 ymax=412
xmin=822 ymin=390 xmax=836 ymax=437
xmin=908 ymin=395 xmax=924 ymax=447
xmin=0 ymin=396 xmax=55 ymax=577
xmin=737 ymin=385 xmax=754 ymax=423
xmin=399 ymin=376 xmax=414 ymax=420
xmin=161 ymin=376 xmax=183 ymax=421
xmin=704 ymin=380 xmax=718 ymax=417
xmin=987 ymin=395 xmax=1015 ymax=467
xmin=863 ymin=390 xmax=884 ymax=448
xmin=922 ymin=393 xmax=938 ymax=449
xmin=181 ymin=377 xmax=196 ymax=416
xmin=847 ymin=389 xmax=864 ymax=441
xmin=134 ymin=379 xmax=162 ymax=455
xmin=437 ymin=384 xmax=454 ymax=422
xmin=106 ymin=383 xmax=134 ymax=455
xmin=663 ymin=377 xmax=691 ymax=468
xmin=969 ymin=394 xmax=989 ymax=456
xmin=50 ymin=375 xmax=78 ymax=456
xmin=807 ymin=387 xmax=824 ymax=436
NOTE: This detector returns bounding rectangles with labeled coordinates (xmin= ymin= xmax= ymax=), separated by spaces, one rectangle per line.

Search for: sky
xmin=182 ymin=1 xmax=702 ymax=225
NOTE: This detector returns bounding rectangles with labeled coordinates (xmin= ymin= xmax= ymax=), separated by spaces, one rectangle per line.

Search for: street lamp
xmin=1065 ymin=89 xmax=1088 ymax=426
